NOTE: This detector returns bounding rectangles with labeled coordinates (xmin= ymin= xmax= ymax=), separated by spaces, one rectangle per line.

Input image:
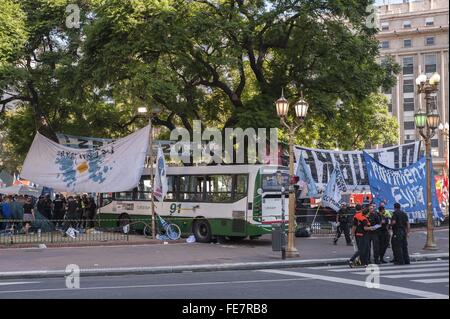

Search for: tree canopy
xmin=0 ymin=0 xmax=399 ymax=171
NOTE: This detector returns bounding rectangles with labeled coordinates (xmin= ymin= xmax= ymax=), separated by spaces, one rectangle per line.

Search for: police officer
xmin=377 ymin=206 xmax=390 ymax=263
xmin=333 ymin=202 xmax=352 ymax=245
xmin=366 ymin=204 xmax=381 ymax=264
xmin=391 ymin=202 xmax=410 ymax=265
xmin=348 ymin=205 xmax=373 ymax=267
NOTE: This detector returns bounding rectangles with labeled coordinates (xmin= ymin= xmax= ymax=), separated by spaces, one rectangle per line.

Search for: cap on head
xmin=394 ymin=202 xmax=401 ymax=209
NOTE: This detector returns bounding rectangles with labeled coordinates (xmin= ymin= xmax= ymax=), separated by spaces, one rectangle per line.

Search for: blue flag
xmin=295 ymin=152 xmax=318 ymax=197
xmin=363 ymin=152 xmax=444 ymax=223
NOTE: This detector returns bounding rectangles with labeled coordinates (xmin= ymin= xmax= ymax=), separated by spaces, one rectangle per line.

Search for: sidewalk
xmin=0 ymin=228 xmax=447 ymax=279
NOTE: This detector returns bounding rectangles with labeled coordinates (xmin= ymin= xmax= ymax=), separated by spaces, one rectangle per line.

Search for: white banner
xmin=294 ymin=141 xmax=421 ymax=192
xmin=21 ymin=125 xmax=150 ymax=192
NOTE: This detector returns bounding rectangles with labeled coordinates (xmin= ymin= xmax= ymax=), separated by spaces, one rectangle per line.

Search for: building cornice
xmin=377 ymin=25 xmax=449 ymax=38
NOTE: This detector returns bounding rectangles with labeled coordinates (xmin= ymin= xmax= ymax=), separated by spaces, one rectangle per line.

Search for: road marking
xmin=329 ymin=263 xmax=449 ymax=272
xmin=353 ymin=267 xmax=448 ymax=276
xmin=0 ymin=277 xmax=312 ymax=295
xmin=350 ymin=267 xmax=449 ymax=275
xmin=384 ymin=272 xmax=449 ymax=279
xmin=309 ymin=260 xmax=448 ymax=270
xmin=412 ymin=278 xmax=449 ymax=284
xmin=257 ymin=269 xmax=448 ymax=299
xmin=0 ymin=281 xmax=40 ymax=286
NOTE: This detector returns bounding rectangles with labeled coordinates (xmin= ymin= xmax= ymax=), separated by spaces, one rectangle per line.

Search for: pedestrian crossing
xmin=308 ymin=260 xmax=449 ymax=286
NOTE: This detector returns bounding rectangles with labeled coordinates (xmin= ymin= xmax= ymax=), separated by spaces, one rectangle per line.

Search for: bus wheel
xmin=117 ymin=213 xmax=131 ymax=228
xmin=193 ymin=219 xmax=212 ymax=243
xmin=249 ymin=235 xmax=261 ymax=240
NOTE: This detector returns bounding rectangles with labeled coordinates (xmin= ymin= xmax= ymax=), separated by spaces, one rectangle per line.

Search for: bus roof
xmin=142 ymin=164 xmax=288 ymax=175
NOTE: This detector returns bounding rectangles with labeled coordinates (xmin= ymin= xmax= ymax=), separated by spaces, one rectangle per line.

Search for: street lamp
xmin=275 ymin=88 xmax=309 ymax=258
xmin=137 ymin=105 xmax=161 ymax=239
xmin=415 ymin=72 xmax=440 ymax=250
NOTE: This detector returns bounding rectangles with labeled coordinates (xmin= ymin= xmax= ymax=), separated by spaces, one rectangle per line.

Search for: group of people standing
xmin=0 ymin=193 xmax=97 ymax=234
xmin=333 ymin=202 xmax=410 ymax=267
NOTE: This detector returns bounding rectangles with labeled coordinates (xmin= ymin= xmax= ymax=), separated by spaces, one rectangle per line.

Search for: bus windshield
xmin=262 ymin=171 xmax=289 ymax=191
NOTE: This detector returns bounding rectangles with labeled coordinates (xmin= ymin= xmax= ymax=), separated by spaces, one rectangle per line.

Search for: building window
xmin=425 ymin=17 xmax=434 ymax=26
xmin=425 ymin=54 xmax=437 ymax=73
xmin=403 ymin=20 xmax=411 ymax=28
xmin=388 ymin=103 xmax=392 ymax=113
xmin=402 ymin=56 xmax=414 ymax=75
xmin=403 ymin=98 xmax=414 ymax=111
xmin=381 ymin=22 xmax=389 ymax=31
xmin=426 ymin=36 xmax=435 ymax=45
xmin=431 ymin=139 xmax=439 ymax=148
xmin=404 ymin=121 xmax=416 ymax=130
xmin=403 ymin=79 xmax=414 ymax=93
xmin=380 ymin=41 xmax=390 ymax=49
xmin=403 ymin=39 xmax=412 ymax=48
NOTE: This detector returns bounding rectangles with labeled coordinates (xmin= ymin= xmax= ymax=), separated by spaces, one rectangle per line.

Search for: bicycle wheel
xmin=143 ymin=224 xmax=153 ymax=237
xmin=165 ymin=223 xmax=181 ymax=240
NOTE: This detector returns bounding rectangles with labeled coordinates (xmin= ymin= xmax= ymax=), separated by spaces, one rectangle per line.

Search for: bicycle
xmin=143 ymin=214 xmax=181 ymax=240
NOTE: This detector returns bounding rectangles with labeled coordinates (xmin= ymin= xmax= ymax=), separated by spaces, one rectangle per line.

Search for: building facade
xmin=376 ymin=0 xmax=449 ymax=173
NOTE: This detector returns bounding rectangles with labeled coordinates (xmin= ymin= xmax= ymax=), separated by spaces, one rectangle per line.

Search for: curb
xmin=0 ymin=253 xmax=447 ymax=280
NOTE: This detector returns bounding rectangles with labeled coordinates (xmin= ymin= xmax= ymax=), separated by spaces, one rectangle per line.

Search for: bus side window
xmin=235 ymin=174 xmax=248 ymax=201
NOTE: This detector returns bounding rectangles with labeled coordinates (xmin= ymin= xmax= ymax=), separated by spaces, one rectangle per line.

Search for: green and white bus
xmin=97 ymin=164 xmax=290 ymax=242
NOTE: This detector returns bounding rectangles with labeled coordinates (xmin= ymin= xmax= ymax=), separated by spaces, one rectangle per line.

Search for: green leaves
xmin=1 ymin=0 xmax=399 ymax=171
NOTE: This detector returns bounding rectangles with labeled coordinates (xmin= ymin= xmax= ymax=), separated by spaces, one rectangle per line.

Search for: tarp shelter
xmin=0 ymin=184 xmax=42 ymax=197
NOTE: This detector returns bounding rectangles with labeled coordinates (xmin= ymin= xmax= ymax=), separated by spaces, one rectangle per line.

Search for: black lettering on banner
xmin=386 ymin=146 xmax=400 ymax=168
xmin=352 ymin=153 xmax=364 ymax=186
xmin=372 ymin=151 xmax=381 ymax=162
xmin=401 ymin=143 xmax=416 ymax=167
xmin=78 ymin=138 xmax=89 ymax=149
xmin=334 ymin=153 xmax=354 ymax=186
xmin=315 ymin=151 xmax=333 ymax=185
xmin=357 ymin=154 xmax=369 ymax=186
xmin=304 ymin=149 xmax=317 ymax=182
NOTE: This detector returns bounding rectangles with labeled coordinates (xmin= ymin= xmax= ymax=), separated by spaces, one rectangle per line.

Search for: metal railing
xmin=0 ymin=218 xmax=155 ymax=246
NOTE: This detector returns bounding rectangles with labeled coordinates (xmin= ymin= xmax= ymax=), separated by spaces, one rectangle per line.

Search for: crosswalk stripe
xmin=309 ymin=260 xmax=448 ymax=270
xmin=0 ymin=281 xmax=40 ymax=286
xmin=412 ymin=278 xmax=449 ymax=284
xmin=350 ymin=267 xmax=449 ymax=275
xmin=257 ymin=269 xmax=448 ymax=299
xmin=384 ymin=272 xmax=449 ymax=279
xmin=328 ymin=263 xmax=449 ymax=272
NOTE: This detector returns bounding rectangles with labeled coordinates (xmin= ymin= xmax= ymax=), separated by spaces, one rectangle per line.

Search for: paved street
xmin=0 ymin=228 xmax=447 ymax=273
xmin=0 ymin=259 xmax=447 ymax=299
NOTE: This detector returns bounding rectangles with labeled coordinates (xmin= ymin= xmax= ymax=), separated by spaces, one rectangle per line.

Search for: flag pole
xmin=149 ymin=116 xmax=156 ymax=239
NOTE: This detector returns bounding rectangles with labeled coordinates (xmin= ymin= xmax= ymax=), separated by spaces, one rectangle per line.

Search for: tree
xmin=1 ymin=0 xmax=400 ymax=170
xmin=80 ymin=0 xmax=398 ymax=135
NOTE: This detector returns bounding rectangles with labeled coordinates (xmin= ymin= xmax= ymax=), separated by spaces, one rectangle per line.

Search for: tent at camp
xmin=0 ymin=184 xmax=42 ymax=197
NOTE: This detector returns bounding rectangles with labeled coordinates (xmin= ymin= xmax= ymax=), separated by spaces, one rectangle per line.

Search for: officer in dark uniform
xmin=333 ymin=202 xmax=352 ymax=245
xmin=366 ymin=204 xmax=381 ymax=264
xmin=391 ymin=202 xmax=411 ymax=265
xmin=377 ymin=206 xmax=390 ymax=263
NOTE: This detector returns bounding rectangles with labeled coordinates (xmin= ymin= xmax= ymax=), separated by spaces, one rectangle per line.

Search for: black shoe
xmin=380 ymin=259 xmax=388 ymax=264
xmin=333 ymin=239 xmax=338 ymax=245
xmin=348 ymin=260 xmax=353 ymax=268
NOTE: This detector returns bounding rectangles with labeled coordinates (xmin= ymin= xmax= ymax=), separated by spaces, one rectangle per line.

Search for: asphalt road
xmin=0 ymin=259 xmax=447 ymax=299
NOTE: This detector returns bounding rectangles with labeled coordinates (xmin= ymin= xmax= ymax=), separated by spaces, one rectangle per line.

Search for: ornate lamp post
xmin=275 ymin=89 xmax=309 ymax=258
xmin=137 ymin=105 xmax=161 ymax=239
xmin=414 ymin=72 xmax=440 ymax=250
